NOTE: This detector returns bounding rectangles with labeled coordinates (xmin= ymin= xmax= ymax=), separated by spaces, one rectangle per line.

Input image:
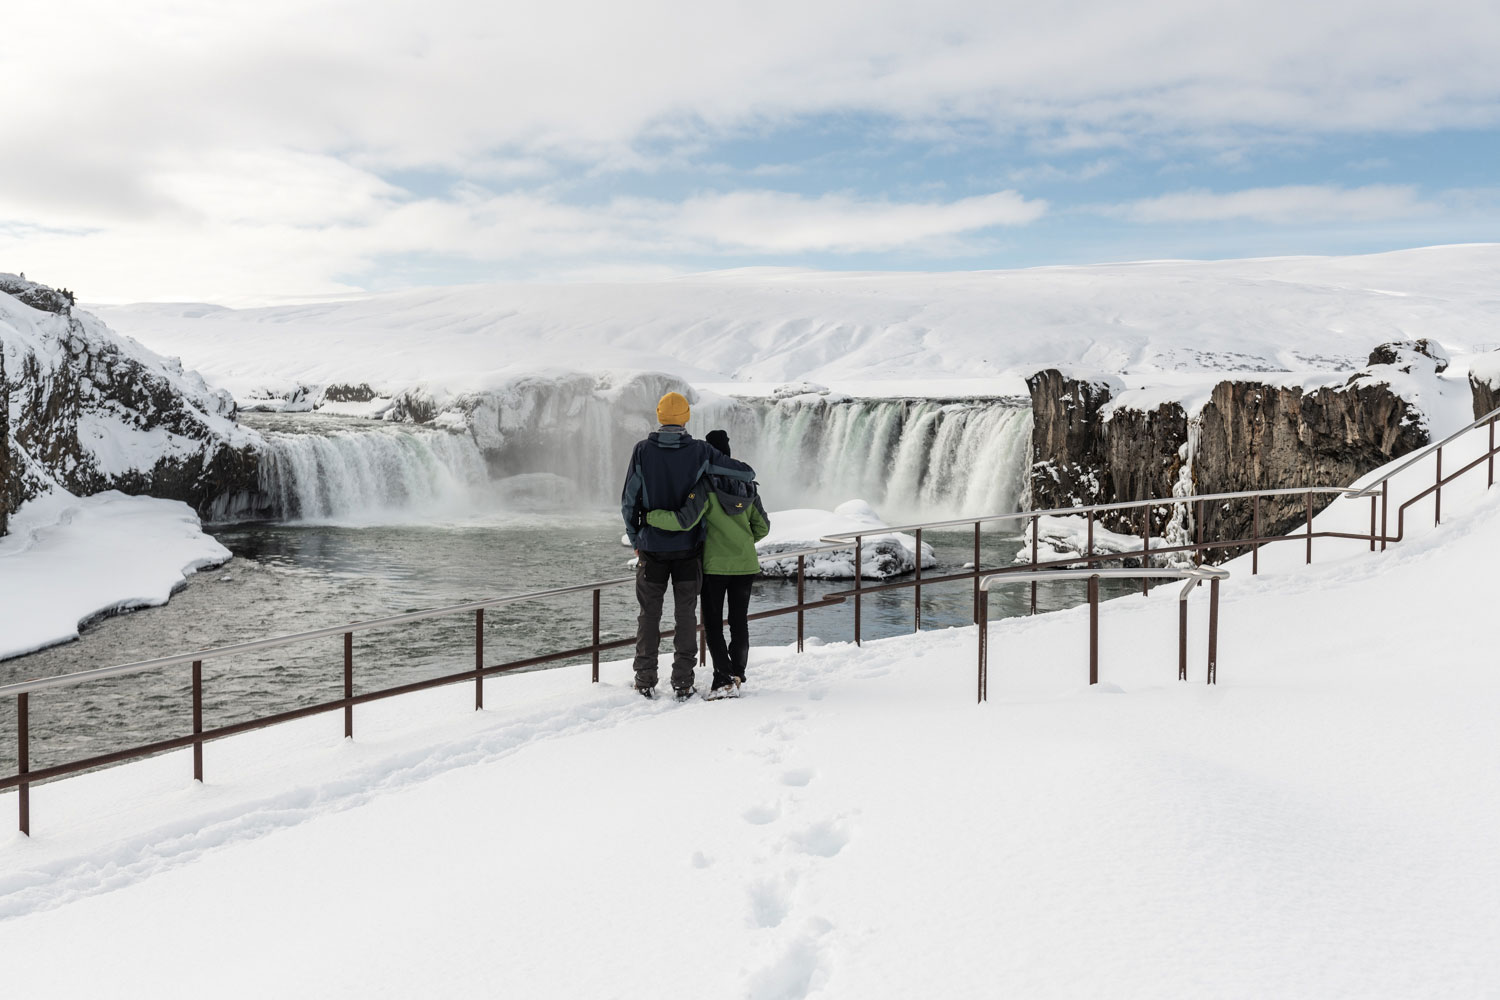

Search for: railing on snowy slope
xmin=2 ymin=405 xmax=1497 ymax=836
xmin=976 ymin=566 xmax=1230 ymax=703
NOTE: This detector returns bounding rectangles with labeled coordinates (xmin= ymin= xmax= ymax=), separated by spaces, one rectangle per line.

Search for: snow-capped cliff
xmin=1 ymin=274 xmax=259 ymax=533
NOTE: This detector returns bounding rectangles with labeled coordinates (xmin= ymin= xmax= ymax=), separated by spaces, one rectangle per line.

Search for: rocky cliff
xmin=1 ymin=275 xmax=259 ymax=529
xmin=1471 ymin=351 xmax=1500 ymax=420
xmin=1027 ymin=344 xmax=1437 ymax=556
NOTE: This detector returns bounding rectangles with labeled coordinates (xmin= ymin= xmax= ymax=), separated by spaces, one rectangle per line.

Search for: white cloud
xmin=1108 ymin=185 xmax=1436 ymax=224
xmin=2 ymin=1 xmax=1496 ymax=300
xmin=666 ymin=189 xmax=1045 ymax=253
xmin=0 ymin=153 xmax=1044 ymax=303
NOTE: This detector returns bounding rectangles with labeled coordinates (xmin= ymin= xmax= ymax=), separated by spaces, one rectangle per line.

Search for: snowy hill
xmin=2 ymin=423 xmax=1495 ymax=997
xmin=94 ymin=245 xmax=1500 ymax=407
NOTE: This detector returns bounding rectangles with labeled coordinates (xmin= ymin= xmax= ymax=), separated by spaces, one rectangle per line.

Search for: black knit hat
xmin=706 ymin=429 xmax=731 ymax=456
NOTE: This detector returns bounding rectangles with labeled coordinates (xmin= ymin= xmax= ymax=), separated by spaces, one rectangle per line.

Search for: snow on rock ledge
xmin=0 ymin=491 xmax=230 ymax=660
xmin=758 ymin=500 xmax=936 ymax=580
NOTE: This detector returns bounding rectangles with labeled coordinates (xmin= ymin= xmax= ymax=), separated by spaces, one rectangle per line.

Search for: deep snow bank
xmin=0 ymin=491 xmax=230 ymax=660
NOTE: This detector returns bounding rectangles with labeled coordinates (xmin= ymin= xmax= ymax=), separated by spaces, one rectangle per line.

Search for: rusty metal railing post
xmin=1088 ymin=574 xmax=1100 ymax=685
xmin=192 ymin=660 xmax=203 ymax=782
xmin=591 ymin=589 xmax=601 ymax=682
xmin=474 ymin=609 xmax=484 ymax=710
xmin=796 ymin=554 xmax=806 ymax=653
xmin=976 ymin=589 xmax=988 ymax=704
xmin=699 ymin=624 xmax=707 ymax=668
xmin=1490 ymin=417 xmax=1496 ymax=488
xmin=17 ymin=693 xmax=29 ymax=836
xmin=343 ymin=631 xmax=353 ymax=739
xmin=972 ymin=522 xmax=981 ymax=623
xmin=1369 ymin=494 xmax=1377 ymax=551
xmin=1178 ymin=600 xmax=1188 ymax=681
xmin=1194 ymin=499 xmax=1203 ymax=567
xmin=914 ymin=527 xmax=923 ymax=633
xmin=1381 ymin=480 xmax=1389 ymax=551
xmin=1435 ymin=446 xmax=1443 ymax=525
xmin=1141 ymin=508 xmax=1150 ymax=595
xmin=1207 ymin=578 xmax=1220 ymax=684
xmin=1030 ymin=516 xmax=1039 ymax=614
xmin=854 ymin=536 xmax=863 ymax=646
xmin=1305 ymin=490 xmax=1313 ymax=564
xmin=1252 ymin=494 xmax=1260 ymax=574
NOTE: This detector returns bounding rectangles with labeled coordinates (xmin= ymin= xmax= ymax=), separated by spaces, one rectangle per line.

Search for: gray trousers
xmin=633 ymin=549 xmax=702 ymax=690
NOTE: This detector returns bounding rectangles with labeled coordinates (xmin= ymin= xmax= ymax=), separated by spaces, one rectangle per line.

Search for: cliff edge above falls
xmin=1025 ymin=340 xmax=1470 ymax=556
xmin=1 ymin=274 xmax=259 ymax=535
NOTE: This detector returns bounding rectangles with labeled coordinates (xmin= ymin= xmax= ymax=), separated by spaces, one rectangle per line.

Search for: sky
xmin=3 ymin=0 xmax=1499 ymax=305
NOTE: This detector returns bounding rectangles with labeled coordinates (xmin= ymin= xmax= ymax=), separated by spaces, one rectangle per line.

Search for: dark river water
xmin=0 ymin=513 xmax=1132 ymax=779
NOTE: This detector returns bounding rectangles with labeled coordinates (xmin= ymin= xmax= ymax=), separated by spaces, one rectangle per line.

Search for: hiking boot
xmin=673 ymin=685 xmax=696 ymax=702
xmin=636 ymin=685 xmax=656 ymax=700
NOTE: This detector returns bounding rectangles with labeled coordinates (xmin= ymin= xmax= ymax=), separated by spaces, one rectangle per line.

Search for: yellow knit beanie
xmin=656 ymin=391 xmax=690 ymax=426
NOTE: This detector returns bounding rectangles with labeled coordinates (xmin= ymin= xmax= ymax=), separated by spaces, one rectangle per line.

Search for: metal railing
xmin=976 ymin=567 xmax=1228 ymax=703
xmin=3 ymin=405 xmax=1497 ymax=835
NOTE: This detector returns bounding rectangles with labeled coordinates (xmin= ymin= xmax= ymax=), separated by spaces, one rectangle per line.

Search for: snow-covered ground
xmin=0 ymin=492 xmax=230 ymax=660
xmin=93 ymin=245 xmax=1500 ymax=405
xmin=1 ymin=422 xmax=1495 ymax=997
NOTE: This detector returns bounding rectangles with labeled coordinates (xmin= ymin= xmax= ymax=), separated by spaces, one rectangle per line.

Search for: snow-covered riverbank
xmin=0 ymin=492 xmax=229 ymax=660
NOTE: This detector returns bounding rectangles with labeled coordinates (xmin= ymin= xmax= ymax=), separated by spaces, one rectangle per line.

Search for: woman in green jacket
xmin=646 ymin=429 xmax=770 ymax=695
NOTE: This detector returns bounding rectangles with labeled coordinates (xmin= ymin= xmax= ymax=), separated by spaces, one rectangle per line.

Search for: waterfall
xmin=742 ymin=398 xmax=1031 ymax=523
xmin=216 ymin=386 xmax=1033 ymax=527
xmin=252 ymin=424 xmax=490 ymax=523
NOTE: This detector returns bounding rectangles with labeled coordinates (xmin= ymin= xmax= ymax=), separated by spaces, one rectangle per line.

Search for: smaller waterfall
xmin=254 ymin=423 xmax=490 ymax=523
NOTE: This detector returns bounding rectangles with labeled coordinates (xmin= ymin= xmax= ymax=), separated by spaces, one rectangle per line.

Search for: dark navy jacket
xmin=621 ymin=426 xmax=755 ymax=552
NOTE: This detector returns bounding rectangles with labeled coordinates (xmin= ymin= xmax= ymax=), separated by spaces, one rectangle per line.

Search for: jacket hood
xmin=648 ymin=427 xmax=690 ymax=449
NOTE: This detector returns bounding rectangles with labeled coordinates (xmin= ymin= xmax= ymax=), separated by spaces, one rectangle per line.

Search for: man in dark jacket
xmin=621 ymin=391 xmax=754 ymax=698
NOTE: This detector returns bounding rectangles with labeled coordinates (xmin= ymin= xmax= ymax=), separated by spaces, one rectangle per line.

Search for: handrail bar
xmin=980 ymin=565 xmax=1228 ymax=592
xmin=1346 ymin=403 xmax=1500 ymax=497
xmin=974 ymin=566 xmax=1230 ymax=699
xmin=0 ymin=541 xmax=852 ymax=699
xmin=816 ymin=486 xmax=1365 ymax=539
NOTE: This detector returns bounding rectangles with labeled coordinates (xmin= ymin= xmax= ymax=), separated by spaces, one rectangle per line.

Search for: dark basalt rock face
xmin=1195 ymin=379 xmax=1427 ymax=552
xmin=2 ymin=276 xmax=260 ymax=527
xmin=323 ymin=382 xmax=379 ymax=403
xmin=1470 ymin=352 xmax=1500 ymax=420
xmin=1027 ymin=359 xmax=1431 ymax=561
xmin=1025 ymin=370 xmax=1117 ymax=512
xmin=1026 ymin=369 xmax=1187 ymax=536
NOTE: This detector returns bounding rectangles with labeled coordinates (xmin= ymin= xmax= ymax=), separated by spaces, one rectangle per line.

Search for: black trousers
xmin=701 ymin=573 xmax=753 ymax=685
xmin=633 ymin=549 xmax=702 ymax=690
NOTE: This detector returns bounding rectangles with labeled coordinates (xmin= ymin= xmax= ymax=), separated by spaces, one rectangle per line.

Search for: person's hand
xmin=634 ymin=549 xmax=640 ymax=559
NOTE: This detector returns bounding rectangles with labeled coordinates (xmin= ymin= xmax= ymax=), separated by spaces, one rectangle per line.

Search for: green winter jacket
xmin=647 ymin=476 xmax=771 ymax=575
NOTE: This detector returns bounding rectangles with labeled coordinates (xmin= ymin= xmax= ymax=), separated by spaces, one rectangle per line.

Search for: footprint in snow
xmin=747 ymin=876 xmax=793 ymax=929
xmin=742 ymin=801 xmax=782 ymax=825
xmin=779 ymin=767 xmax=815 ymax=787
xmin=787 ymin=818 xmax=850 ymax=858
